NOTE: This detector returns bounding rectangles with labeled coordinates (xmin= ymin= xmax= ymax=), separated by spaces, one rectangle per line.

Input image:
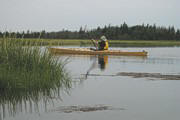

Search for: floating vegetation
xmin=81 ymin=72 xmax=180 ymax=80
xmin=117 ymin=72 xmax=180 ymax=80
xmin=53 ymin=105 xmax=125 ymax=113
xmin=0 ymin=37 xmax=72 ymax=119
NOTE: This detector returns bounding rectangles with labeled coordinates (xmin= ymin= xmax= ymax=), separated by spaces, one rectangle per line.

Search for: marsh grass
xmin=2 ymin=38 xmax=179 ymax=47
xmin=2 ymin=38 xmax=180 ymax=47
xmin=0 ymin=37 xmax=71 ymax=119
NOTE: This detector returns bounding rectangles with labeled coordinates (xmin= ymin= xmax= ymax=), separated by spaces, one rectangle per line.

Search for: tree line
xmin=1 ymin=23 xmax=180 ymax=40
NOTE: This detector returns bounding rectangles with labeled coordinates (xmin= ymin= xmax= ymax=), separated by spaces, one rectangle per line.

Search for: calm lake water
xmin=2 ymin=47 xmax=180 ymax=120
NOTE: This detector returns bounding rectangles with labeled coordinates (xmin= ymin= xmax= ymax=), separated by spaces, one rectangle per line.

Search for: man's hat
xmin=100 ymin=36 xmax=107 ymax=41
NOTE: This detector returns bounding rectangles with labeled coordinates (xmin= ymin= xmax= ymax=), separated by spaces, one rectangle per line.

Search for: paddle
xmin=91 ymin=39 xmax=98 ymax=50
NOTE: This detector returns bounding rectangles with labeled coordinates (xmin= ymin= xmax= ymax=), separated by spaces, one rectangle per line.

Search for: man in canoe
xmin=91 ymin=35 xmax=109 ymax=51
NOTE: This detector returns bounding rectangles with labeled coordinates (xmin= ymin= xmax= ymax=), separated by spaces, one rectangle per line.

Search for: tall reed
xmin=0 ymin=37 xmax=71 ymax=119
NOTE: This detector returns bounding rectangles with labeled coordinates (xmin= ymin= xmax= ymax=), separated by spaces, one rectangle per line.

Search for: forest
xmin=0 ymin=23 xmax=180 ymax=40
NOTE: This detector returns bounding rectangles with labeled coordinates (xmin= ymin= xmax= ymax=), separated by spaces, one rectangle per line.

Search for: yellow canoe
xmin=49 ymin=48 xmax=148 ymax=56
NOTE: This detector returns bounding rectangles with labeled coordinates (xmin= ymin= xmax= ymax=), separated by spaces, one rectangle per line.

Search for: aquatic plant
xmin=0 ymin=37 xmax=71 ymax=119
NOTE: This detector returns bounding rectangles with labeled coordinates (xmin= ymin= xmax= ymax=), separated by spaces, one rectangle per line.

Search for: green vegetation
xmin=1 ymin=38 xmax=179 ymax=47
xmin=1 ymin=23 xmax=180 ymax=40
xmin=0 ymin=37 xmax=71 ymax=119
xmin=0 ymin=37 xmax=71 ymax=91
xmin=109 ymin=40 xmax=180 ymax=47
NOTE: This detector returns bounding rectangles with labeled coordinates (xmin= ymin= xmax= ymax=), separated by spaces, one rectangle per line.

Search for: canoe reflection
xmin=85 ymin=55 xmax=108 ymax=78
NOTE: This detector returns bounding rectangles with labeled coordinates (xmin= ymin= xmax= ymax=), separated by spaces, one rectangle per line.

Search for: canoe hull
xmin=49 ymin=48 xmax=148 ymax=56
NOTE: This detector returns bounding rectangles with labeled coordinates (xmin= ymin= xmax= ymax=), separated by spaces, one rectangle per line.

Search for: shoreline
xmin=1 ymin=38 xmax=180 ymax=47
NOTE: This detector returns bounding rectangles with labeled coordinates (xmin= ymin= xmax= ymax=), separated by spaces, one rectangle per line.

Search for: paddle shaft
xmin=91 ymin=39 xmax=98 ymax=50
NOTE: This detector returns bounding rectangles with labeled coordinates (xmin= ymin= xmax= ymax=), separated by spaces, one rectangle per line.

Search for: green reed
xmin=0 ymin=37 xmax=71 ymax=119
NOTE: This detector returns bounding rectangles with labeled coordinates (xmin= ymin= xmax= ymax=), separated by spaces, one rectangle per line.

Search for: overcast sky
xmin=0 ymin=0 xmax=179 ymax=32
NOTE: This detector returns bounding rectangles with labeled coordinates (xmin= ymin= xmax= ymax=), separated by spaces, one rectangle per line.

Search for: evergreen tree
xmin=0 ymin=31 xmax=2 ymax=38
xmin=176 ymin=29 xmax=180 ymax=40
xmin=0 ymin=23 xmax=179 ymax=40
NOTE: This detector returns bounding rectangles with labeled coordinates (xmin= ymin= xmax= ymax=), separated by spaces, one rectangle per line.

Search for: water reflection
xmin=98 ymin=55 xmax=108 ymax=70
xmin=0 ymin=77 xmax=72 ymax=120
xmin=85 ymin=55 xmax=108 ymax=78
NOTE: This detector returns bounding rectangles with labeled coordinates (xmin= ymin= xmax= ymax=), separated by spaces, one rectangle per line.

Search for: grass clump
xmin=0 ymin=37 xmax=71 ymax=91
xmin=0 ymin=37 xmax=71 ymax=119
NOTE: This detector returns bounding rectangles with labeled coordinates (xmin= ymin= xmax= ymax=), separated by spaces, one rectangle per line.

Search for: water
xmin=2 ymin=47 xmax=180 ymax=120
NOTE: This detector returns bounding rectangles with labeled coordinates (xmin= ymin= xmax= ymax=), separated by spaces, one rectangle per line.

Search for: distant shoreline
xmin=1 ymin=38 xmax=180 ymax=47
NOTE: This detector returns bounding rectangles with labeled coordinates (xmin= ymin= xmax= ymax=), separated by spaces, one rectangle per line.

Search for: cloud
xmin=0 ymin=0 xmax=179 ymax=31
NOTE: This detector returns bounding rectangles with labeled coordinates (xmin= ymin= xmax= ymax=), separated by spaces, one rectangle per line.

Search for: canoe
xmin=49 ymin=48 xmax=148 ymax=56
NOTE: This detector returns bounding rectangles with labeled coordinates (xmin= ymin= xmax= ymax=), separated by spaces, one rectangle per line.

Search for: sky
xmin=0 ymin=0 xmax=179 ymax=32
